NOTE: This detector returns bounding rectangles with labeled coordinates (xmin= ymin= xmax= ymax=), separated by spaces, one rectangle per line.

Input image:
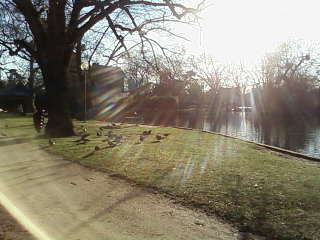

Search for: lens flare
xmin=0 ymin=191 xmax=51 ymax=240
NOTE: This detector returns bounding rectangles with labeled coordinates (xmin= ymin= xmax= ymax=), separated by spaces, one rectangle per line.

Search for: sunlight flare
xmin=0 ymin=191 xmax=51 ymax=240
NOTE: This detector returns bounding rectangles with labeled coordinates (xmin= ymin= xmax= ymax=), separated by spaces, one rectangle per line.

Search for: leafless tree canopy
xmin=0 ymin=0 xmax=204 ymax=64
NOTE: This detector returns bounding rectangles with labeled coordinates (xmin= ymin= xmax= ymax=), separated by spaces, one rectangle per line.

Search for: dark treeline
xmin=123 ymin=40 xmax=320 ymax=122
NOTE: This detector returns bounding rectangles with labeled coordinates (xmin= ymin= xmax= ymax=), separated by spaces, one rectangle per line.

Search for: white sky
xmin=172 ymin=0 xmax=320 ymax=65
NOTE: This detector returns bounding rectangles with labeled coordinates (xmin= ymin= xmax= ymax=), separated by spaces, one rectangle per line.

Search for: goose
xmin=156 ymin=135 xmax=163 ymax=141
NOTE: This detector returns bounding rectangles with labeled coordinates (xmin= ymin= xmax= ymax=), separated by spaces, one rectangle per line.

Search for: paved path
xmin=0 ymin=141 xmax=243 ymax=240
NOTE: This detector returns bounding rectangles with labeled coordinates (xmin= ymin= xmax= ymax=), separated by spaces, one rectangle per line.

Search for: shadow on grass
xmin=38 ymin=145 xmax=50 ymax=150
xmin=82 ymin=151 xmax=95 ymax=158
xmin=74 ymin=140 xmax=91 ymax=145
xmin=2 ymin=124 xmax=34 ymax=129
xmin=82 ymin=145 xmax=118 ymax=158
xmin=0 ymin=138 xmax=32 ymax=147
xmin=34 ymin=134 xmax=48 ymax=139
xmin=0 ymin=133 xmax=33 ymax=139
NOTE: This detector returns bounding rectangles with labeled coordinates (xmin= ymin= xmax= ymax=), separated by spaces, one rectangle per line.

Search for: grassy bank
xmin=1 ymin=114 xmax=320 ymax=240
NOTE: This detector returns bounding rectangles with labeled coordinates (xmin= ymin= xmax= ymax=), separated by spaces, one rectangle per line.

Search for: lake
xmin=175 ymin=112 xmax=320 ymax=158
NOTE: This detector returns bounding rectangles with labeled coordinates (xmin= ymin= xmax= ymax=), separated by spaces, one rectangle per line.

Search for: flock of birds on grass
xmin=48 ymin=123 xmax=170 ymax=151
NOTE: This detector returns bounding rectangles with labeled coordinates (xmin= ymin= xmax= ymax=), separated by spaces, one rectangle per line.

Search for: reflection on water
xmin=176 ymin=112 xmax=320 ymax=158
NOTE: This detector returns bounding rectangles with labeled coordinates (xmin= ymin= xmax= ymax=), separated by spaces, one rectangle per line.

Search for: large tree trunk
xmin=41 ymin=48 xmax=75 ymax=137
xmin=45 ymin=69 xmax=75 ymax=137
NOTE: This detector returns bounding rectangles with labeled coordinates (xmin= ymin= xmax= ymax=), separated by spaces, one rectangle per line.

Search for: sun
xmin=180 ymin=0 xmax=320 ymax=66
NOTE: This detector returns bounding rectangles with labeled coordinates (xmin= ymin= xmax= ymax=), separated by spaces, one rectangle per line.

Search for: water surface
xmin=176 ymin=112 xmax=320 ymax=158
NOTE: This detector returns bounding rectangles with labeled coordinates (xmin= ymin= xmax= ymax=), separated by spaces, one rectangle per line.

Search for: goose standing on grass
xmin=107 ymin=130 xmax=113 ymax=138
xmin=115 ymin=135 xmax=123 ymax=143
xmin=81 ymin=133 xmax=90 ymax=140
xmin=143 ymin=130 xmax=152 ymax=136
xmin=156 ymin=134 xmax=163 ymax=141
xmin=107 ymin=140 xmax=116 ymax=147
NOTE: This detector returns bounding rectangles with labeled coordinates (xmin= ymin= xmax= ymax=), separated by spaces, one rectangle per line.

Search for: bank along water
xmin=172 ymin=112 xmax=320 ymax=158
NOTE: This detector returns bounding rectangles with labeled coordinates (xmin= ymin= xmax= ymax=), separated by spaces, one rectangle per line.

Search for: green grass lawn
xmin=1 ymin=113 xmax=320 ymax=240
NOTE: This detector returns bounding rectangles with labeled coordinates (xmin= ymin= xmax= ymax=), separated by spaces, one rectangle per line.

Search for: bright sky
xmin=174 ymin=0 xmax=320 ymax=65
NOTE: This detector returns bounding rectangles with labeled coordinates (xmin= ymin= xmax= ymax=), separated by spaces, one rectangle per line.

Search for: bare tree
xmin=251 ymin=40 xmax=320 ymax=116
xmin=0 ymin=0 xmax=204 ymax=137
xmin=188 ymin=53 xmax=227 ymax=94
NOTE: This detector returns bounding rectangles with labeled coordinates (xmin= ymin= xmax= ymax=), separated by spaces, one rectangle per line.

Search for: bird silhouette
xmin=156 ymin=135 xmax=163 ymax=141
xmin=107 ymin=140 xmax=116 ymax=147
xmin=115 ymin=135 xmax=123 ymax=143
xmin=81 ymin=133 xmax=90 ymax=140
xmin=107 ymin=130 xmax=113 ymax=138
xmin=49 ymin=139 xmax=56 ymax=145
xmin=94 ymin=146 xmax=100 ymax=151
xmin=143 ymin=130 xmax=152 ymax=135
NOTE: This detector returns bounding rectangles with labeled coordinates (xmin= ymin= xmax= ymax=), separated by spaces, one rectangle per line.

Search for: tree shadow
xmin=5 ymin=164 xmax=66 ymax=183
xmin=75 ymin=141 xmax=90 ymax=145
xmin=0 ymin=134 xmax=32 ymax=139
xmin=38 ymin=145 xmax=50 ymax=150
xmin=3 ymin=124 xmax=34 ymax=129
xmin=66 ymin=189 xmax=144 ymax=236
xmin=7 ymin=164 xmax=77 ymax=189
xmin=34 ymin=135 xmax=48 ymax=139
xmin=82 ymin=145 xmax=117 ymax=158
xmin=0 ymin=138 xmax=32 ymax=147
xmin=82 ymin=151 xmax=95 ymax=158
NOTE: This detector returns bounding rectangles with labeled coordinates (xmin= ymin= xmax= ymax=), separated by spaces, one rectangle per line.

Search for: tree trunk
xmin=41 ymin=52 xmax=75 ymax=137
xmin=45 ymin=73 xmax=75 ymax=137
xmin=28 ymin=59 xmax=36 ymax=114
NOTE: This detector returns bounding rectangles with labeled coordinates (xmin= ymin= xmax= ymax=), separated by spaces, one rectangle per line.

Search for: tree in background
xmin=251 ymin=40 xmax=320 ymax=118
